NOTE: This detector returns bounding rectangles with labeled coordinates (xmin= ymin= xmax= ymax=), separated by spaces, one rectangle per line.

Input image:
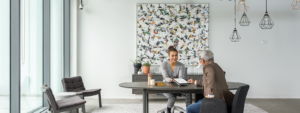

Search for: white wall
xmin=71 ymin=0 xmax=300 ymax=99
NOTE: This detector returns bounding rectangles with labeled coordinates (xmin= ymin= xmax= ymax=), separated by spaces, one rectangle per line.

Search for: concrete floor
xmin=0 ymin=96 xmax=42 ymax=113
xmin=83 ymin=98 xmax=300 ymax=113
xmin=245 ymin=99 xmax=300 ymax=113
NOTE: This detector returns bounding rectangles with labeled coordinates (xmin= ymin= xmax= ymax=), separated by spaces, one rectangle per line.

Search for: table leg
xmin=146 ymin=92 xmax=148 ymax=113
xmin=143 ymin=89 xmax=149 ymax=113
xmin=195 ymin=94 xmax=204 ymax=103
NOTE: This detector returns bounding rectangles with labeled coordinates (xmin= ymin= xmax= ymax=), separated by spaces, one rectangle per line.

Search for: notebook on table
xmin=173 ymin=78 xmax=189 ymax=86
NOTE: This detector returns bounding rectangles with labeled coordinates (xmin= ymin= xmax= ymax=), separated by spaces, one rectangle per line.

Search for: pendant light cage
xmin=239 ymin=12 xmax=251 ymax=26
xmin=259 ymin=12 xmax=274 ymax=29
xmin=291 ymin=0 xmax=300 ymax=10
xmin=259 ymin=0 xmax=274 ymax=29
xmin=229 ymin=28 xmax=241 ymax=42
xmin=230 ymin=0 xmax=241 ymax=42
xmin=237 ymin=0 xmax=249 ymax=12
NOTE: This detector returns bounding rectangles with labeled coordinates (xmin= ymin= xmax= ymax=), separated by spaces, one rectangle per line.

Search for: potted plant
xmin=130 ymin=59 xmax=141 ymax=74
xmin=142 ymin=62 xmax=151 ymax=74
xmin=138 ymin=69 xmax=143 ymax=74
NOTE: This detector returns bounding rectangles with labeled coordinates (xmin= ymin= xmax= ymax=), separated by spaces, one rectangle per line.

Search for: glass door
xmin=1 ymin=0 xmax=67 ymax=112
xmin=0 ymin=0 xmax=10 ymax=112
xmin=20 ymin=0 xmax=43 ymax=112
xmin=51 ymin=0 xmax=64 ymax=94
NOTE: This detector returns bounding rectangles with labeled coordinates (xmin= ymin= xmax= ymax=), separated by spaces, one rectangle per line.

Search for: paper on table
xmin=173 ymin=78 xmax=188 ymax=84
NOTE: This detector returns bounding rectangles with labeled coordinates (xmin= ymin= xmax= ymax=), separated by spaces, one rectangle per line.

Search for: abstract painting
xmin=136 ymin=3 xmax=209 ymax=65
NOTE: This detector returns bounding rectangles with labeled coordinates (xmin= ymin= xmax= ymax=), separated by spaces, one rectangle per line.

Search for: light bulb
xmin=264 ymin=17 xmax=269 ymax=21
xmin=240 ymin=0 xmax=245 ymax=4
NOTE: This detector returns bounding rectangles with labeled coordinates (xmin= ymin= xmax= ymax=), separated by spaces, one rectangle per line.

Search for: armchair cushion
xmin=62 ymin=76 xmax=86 ymax=92
xmin=76 ymin=89 xmax=101 ymax=96
xmin=56 ymin=96 xmax=86 ymax=110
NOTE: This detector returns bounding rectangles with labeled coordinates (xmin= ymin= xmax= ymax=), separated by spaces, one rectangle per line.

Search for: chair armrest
xmin=199 ymin=98 xmax=228 ymax=113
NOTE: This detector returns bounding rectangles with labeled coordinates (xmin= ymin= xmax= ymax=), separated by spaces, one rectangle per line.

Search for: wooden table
xmin=119 ymin=82 xmax=247 ymax=113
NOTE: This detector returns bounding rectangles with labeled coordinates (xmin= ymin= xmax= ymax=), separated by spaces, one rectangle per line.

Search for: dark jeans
xmin=186 ymin=99 xmax=202 ymax=113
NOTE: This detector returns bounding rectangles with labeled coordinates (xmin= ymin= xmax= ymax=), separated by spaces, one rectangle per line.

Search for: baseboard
xmin=246 ymin=97 xmax=300 ymax=99
xmin=246 ymin=95 xmax=300 ymax=99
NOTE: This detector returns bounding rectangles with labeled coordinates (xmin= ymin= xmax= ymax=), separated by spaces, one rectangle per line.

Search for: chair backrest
xmin=184 ymin=67 xmax=188 ymax=80
xmin=200 ymin=98 xmax=228 ymax=113
xmin=61 ymin=76 xmax=86 ymax=92
xmin=41 ymin=84 xmax=59 ymax=110
xmin=231 ymin=85 xmax=250 ymax=113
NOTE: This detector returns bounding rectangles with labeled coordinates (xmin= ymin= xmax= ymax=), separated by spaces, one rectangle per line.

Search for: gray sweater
xmin=161 ymin=61 xmax=186 ymax=82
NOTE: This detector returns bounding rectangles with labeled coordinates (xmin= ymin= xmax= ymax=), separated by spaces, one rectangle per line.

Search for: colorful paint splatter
xmin=136 ymin=4 xmax=209 ymax=65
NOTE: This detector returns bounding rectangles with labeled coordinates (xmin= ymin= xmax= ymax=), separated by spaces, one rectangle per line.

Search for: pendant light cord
xmin=235 ymin=0 xmax=236 ymax=28
xmin=244 ymin=0 xmax=246 ymax=12
xmin=266 ymin=0 xmax=267 ymax=12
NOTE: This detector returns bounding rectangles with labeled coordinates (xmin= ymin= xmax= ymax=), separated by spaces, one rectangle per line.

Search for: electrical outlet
xmin=261 ymin=39 xmax=266 ymax=44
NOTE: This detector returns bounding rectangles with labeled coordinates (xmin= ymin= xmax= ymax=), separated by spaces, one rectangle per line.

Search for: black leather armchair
xmin=42 ymin=84 xmax=86 ymax=113
xmin=62 ymin=76 xmax=102 ymax=108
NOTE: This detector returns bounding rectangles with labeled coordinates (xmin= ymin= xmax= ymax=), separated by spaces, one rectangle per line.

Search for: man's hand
xmin=170 ymin=77 xmax=174 ymax=82
xmin=188 ymin=78 xmax=195 ymax=84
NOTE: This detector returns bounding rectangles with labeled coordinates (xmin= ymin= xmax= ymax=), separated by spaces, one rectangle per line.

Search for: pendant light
xmin=237 ymin=0 xmax=249 ymax=12
xmin=239 ymin=12 xmax=251 ymax=26
xmin=230 ymin=0 xmax=241 ymax=42
xmin=239 ymin=1 xmax=250 ymax=26
xmin=259 ymin=0 xmax=274 ymax=29
xmin=291 ymin=0 xmax=300 ymax=10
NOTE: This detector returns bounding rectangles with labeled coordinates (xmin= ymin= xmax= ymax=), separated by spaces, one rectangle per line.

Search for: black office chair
xmin=157 ymin=93 xmax=190 ymax=113
xmin=199 ymin=85 xmax=250 ymax=113
xmin=230 ymin=85 xmax=250 ymax=113
xmin=200 ymin=98 xmax=228 ymax=113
